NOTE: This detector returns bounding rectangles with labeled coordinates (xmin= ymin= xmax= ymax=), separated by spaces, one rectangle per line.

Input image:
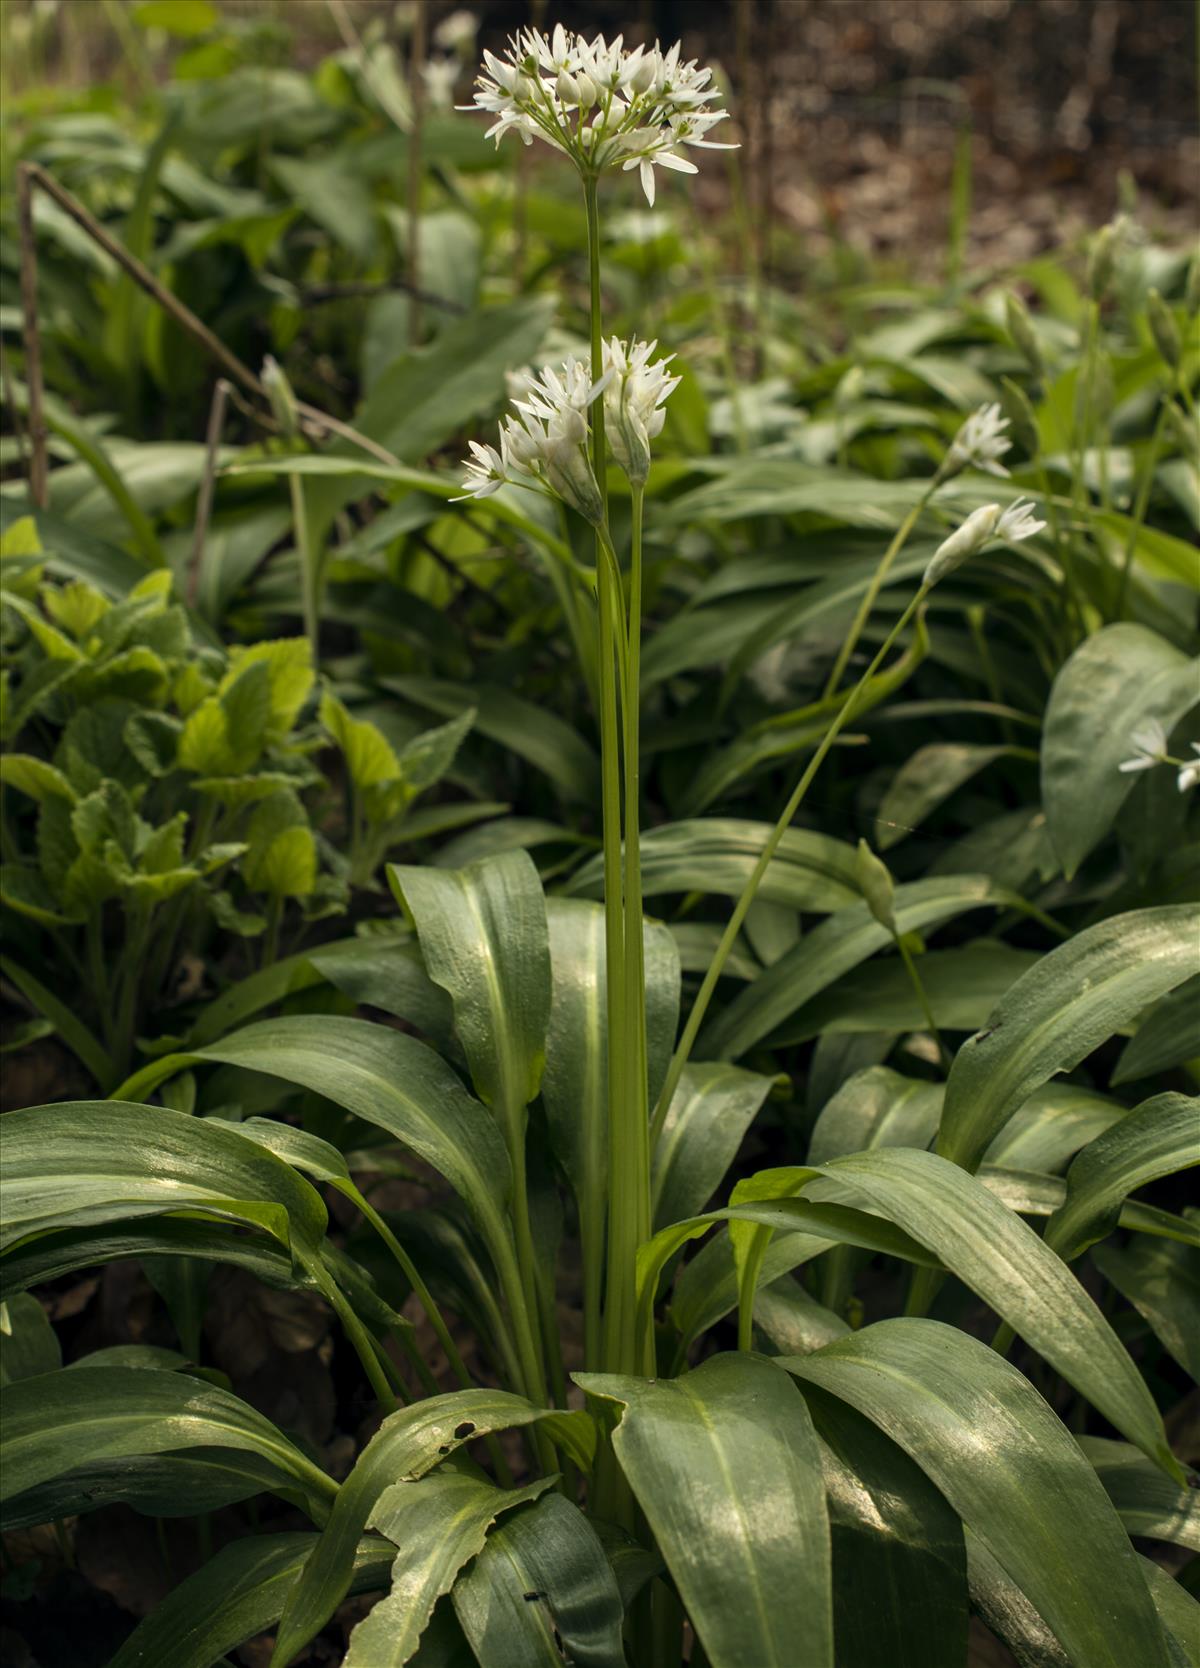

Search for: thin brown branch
xmin=188 ymin=377 xmax=231 ymax=608
xmin=16 ymin=165 xmax=48 ymax=508
xmin=20 ymin=160 xmax=266 ymax=402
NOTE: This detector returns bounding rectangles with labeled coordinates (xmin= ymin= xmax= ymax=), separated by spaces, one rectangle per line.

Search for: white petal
xmin=640 ymin=158 xmax=656 ymax=205
xmin=654 ymin=151 xmax=699 ymax=174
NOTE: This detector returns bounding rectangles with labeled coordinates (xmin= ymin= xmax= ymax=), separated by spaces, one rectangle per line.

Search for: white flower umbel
xmin=942 ymin=403 xmax=1013 ymax=480
xmin=601 ymin=337 xmax=680 ymax=483
xmin=1177 ymin=744 xmax=1200 ymax=793
xmin=455 ymin=357 xmax=608 ymax=524
xmin=1117 ymin=718 xmax=1168 ymax=774
xmin=460 ymin=25 xmax=736 ymax=203
xmin=923 ymin=498 xmax=1045 ymax=588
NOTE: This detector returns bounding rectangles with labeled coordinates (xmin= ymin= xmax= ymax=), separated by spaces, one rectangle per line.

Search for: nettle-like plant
xmin=2 ymin=24 xmax=1199 ymax=1668
xmin=0 ymin=517 xmax=473 ymax=1087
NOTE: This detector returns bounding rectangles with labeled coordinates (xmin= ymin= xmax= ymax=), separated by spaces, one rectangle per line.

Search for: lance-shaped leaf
xmin=544 ymin=897 xmax=680 ymax=1206
xmin=115 ymin=1018 xmax=513 ymax=1257
xmin=938 ymin=905 xmax=1200 ymax=1172
xmin=1092 ymin=1230 xmax=1200 ymax=1383
xmin=784 ymin=1320 xmax=1170 ymax=1668
xmin=1040 ymin=623 xmax=1199 ymax=878
xmin=1079 ymin=1438 xmax=1200 ymax=1552
xmin=652 ymin=1061 xmax=781 ymax=1229
xmin=700 ymin=876 xmax=1019 ymax=1061
xmin=0 ymin=1293 xmax=61 ymax=1387
xmin=731 ymin=1149 xmax=1181 ymax=1478
xmin=0 ymin=1367 xmax=336 ymax=1528
xmin=576 ymin=1353 xmax=833 ymax=1668
xmin=807 ymin=1067 xmax=943 ymax=1163
xmin=806 ymin=1385 xmax=968 ymax=1668
xmin=389 ymin=850 xmax=551 ymax=1145
xmin=566 ymin=818 xmax=860 ymax=913
xmin=343 ymin=1472 xmax=554 ymax=1667
xmin=451 ymin=1492 xmax=627 ymax=1668
xmin=106 ymin=1533 xmax=394 ymax=1668
xmin=1138 ymin=1557 xmax=1200 ymax=1668
xmin=983 ymin=1083 xmax=1128 ymax=1174
xmin=670 ymin=1229 xmax=843 ymax=1356
xmin=1045 ymin=1093 xmax=1199 ymax=1261
xmin=0 ymin=1100 xmax=326 ymax=1256
xmin=875 ymin=743 xmax=1029 ymax=850
xmin=1113 ymin=976 xmax=1200 ymax=1083
xmin=270 ymin=1389 xmax=586 ymax=1668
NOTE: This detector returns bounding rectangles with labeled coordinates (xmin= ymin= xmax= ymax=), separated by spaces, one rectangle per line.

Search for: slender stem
xmin=187 ymin=378 xmax=231 ymax=609
xmin=1115 ymin=393 xmax=1173 ymax=619
xmin=289 ymin=472 xmax=318 ymax=665
xmin=823 ymin=493 xmax=930 ymax=698
xmin=619 ymin=489 xmax=650 ymax=1373
xmin=896 ymin=934 xmax=953 ymax=1075
xmin=652 ymin=589 xmax=929 ymax=1138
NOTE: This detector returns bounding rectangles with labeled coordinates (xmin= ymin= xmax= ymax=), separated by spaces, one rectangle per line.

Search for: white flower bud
xmin=923 ymin=504 xmax=1002 ymax=589
xmin=556 ymin=68 xmax=581 ymax=104
xmin=575 ymin=70 xmax=598 ymax=109
xmin=630 ymin=54 xmax=657 ymax=95
xmin=856 ymin=840 xmax=896 ymax=935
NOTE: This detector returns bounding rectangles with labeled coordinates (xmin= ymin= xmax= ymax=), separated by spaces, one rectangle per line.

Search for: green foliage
xmin=1 ymin=15 xmax=1198 ymax=1668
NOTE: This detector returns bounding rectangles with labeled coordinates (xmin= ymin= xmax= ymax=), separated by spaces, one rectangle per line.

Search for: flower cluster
xmin=601 ymin=337 xmax=679 ymax=484
xmin=456 ymin=357 xmax=606 ymax=523
xmin=455 ymin=338 xmax=679 ymax=515
xmin=942 ymin=403 xmax=1013 ymax=480
xmin=1118 ymin=719 xmax=1200 ymax=792
xmin=461 ymin=24 xmax=735 ymax=204
xmin=923 ymin=498 xmax=1045 ymax=588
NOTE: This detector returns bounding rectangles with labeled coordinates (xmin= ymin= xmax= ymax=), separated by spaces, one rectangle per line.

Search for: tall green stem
xmin=823 ymin=492 xmax=930 ymax=698
xmin=653 ymin=589 xmax=929 ymax=1139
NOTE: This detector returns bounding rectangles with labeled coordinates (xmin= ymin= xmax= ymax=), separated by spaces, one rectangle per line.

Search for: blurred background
xmin=4 ymin=0 xmax=1197 ymax=276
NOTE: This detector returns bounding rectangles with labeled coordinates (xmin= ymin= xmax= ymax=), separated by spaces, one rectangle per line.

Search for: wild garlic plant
xmin=454 ymin=24 xmax=1046 ymax=1404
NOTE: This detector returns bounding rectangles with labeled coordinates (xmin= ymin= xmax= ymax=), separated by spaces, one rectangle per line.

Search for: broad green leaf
xmin=115 ymin=1017 xmax=513 ymax=1258
xmin=670 ymin=1229 xmax=842 ymax=1355
xmin=965 ymin=1535 xmax=1072 ymax=1668
xmin=307 ymin=936 xmax=454 ymax=1044
xmin=107 ymin=1533 xmax=393 ymax=1668
xmin=321 ymin=688 xmax=401 ymax=790
xmin=577 ymin=1353 xmax=833 ymax=1668
xmin=752 ymin=1274 xmax=852 ymax=1356
xmin=701 ymin=876 xmax=1016 ymax=1060
xmin=1092 ymin=1231 xmax=1200 ymax=1382
xmin=652 ymin=1061 xmax=781 ymax=1228
xmin=0 ymin=1294 xmax=61 ymax=1386
xmin=389 ymin=851 xmax=551 ymax=1139
xmin=1079 ymin=1438 xmax=1200 ymax=1551
xmin=0 ymin=1367 xmax=335 ymax=1525
xmin=344 ymin=1473 xmax=553 ymax=1667
xmin=269 ymin=1388 xmax=580 ymax=1668
xmin=875 ymin=743 xmax=1025 ymax=849
xmin=1045 ymin=1093 xmax=1199 ymax=1261
xmin=243 ymin=790 xmax=316 ymax=898
xmin=938 ymin=905 xmax=1200 ymax=1170
xmin=1113 ymin=976 xmax=1200 ymax=1083
xmin=1041 ymin=624 xmax=1199 ymax=877
xmin=383 ymin=675 xmax=599 ymax=804
xmin=544 ymin=899 xmax=680 ymax=1337
xmin=451 ymin=1492 xmax=627 ymax=1668
xmin=806 ymin=1386 xmax=968 ymax=1668
xmin=807 ymin=1067 xmax=942 ymax=1163
xmin=1138 ymin=1557 xmax=1200 ymax=1668
xmin=0 ymin=753 xmax=76 ymax=803
xmin=225 ymin=639 xmax=313 ymax=739
xmin=736 ymin=1148 xmax=1182 ymax=1476
xmin=784 ymin=1319 xmax=1170 ymax=1668
xmin=0 ymin=1099 xmax=326 ymax=1256
xmin=983 ymin=1083 xmax=1128 ymax=1173
xmin=567 ymin=818 xmax=860 ymax=912
xmin=398 ymin=707 xmax=475 ymax=797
